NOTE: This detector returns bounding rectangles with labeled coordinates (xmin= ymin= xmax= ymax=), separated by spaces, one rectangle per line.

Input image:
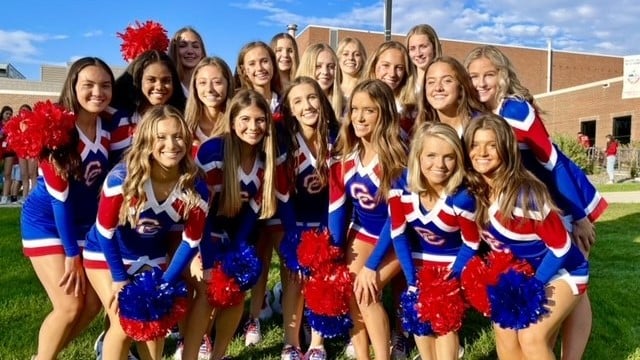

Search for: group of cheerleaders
xmin=14 ymin=21 xmax=606 ymax=360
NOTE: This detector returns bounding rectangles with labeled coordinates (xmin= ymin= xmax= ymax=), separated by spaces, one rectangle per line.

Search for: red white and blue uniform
xmin=291 ymin=132 xmax=334 ymax=229
xmin=83 ymin=163 xmax=209 ymax=283
xmin=481 ymin=193 xmax=589 ymax=293
xmin=328 ymin=152 xmax=390 ymax=265
xmin=498 ymin=98 xmax=607 ymax=225
xmin=383 ymin=172 xmax=480 ymax=285
xmin=21 ymin=119 xmax=111 ymax=257
xmin=108 ymin=110 xmax=141 ymax=166
xmin=195 ymin=137 xmax=295 ymax=268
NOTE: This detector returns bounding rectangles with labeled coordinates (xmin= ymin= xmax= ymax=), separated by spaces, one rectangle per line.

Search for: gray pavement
xmin=601 ymin=191 xmax=640 ymax=204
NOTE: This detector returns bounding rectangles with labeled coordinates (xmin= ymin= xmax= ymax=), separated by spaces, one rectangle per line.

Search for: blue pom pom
xmin=221 ymin=243 xmax=262 ymax=291
xmin=488 ymin=269 xmax=549 ymax=329
xmin=118 ymin=268 xmax=187 ymax=322
xmin=279 ymin=230 xmax=306 ymax=274
xmin=399 ymin=289 xmax=433 ymax=336
xmin=304 ymin=308 xmax=352 ymax=339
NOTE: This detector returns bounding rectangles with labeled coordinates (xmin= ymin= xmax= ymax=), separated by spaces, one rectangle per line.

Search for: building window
xmin=580 ymin=120 xmax=596 ymax=147
xmin=613 ymin=115 xmax=631 ymax=144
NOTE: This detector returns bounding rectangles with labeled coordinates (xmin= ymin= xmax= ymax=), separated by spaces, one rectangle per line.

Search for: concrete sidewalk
xmin=600 ymin=191 xmax=640 ymax=203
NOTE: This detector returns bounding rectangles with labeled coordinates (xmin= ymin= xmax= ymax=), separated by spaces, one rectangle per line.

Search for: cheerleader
xmin=406 ymin=24 xmax=442 ymax=95
xmin=83 ymin=105 xmax=208 ymax=360
xmin=330 ymin=79 xmax=406 ymax=359
xmin=463 ymin=113 xmax=589 ymax=360
xmin=278 ymin=76 xmax=340 ymax=359
xmin=191 ymin=89 xmax=291 ymax=360
xmin=18 ymin=57 xmax=114 ymax=359
xmin=296 ymin=43 xmax=344 ymax=120
xmin=270 ymin=32 xmax=300 ymax=90
xmin=385 ymin=122 xmax=479 ymax=360
xmin=337 ymin=37 xmax=367 ymax=100
xmin=464 ymin=45 xmax=606 ymax=359
xmin=168 ymin=27 xmax=207 ymax=96
xmin=109 ymin=50 xmax=186 ymax=166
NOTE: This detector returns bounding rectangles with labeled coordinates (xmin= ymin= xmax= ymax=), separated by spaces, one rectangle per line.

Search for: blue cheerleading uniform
xmin=481 ymin=193 xmax=589 ymax=293
xmin=383 ymin=172 xmax=480 ymax=285
xmin=21 ymin=119 xmax=111 ymax=257
xmin=83 ymin=163 xmax=209 ymax=283
xmin=108 ymin=110 xmax=141 ymax=166
xmin=497 ymin=98 xmax=607 ymax=225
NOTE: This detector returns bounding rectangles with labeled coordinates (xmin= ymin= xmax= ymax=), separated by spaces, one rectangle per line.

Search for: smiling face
xmin=374 ymin=48 xmax=406 ymax=92
xmin=350 ymin=90 xmax=380 ymax=142
xmin=408 ymin=34 xmax=435 ymax=71
xmin=74 ymin=65 xmax=113 ymax=115
xmin=425 ymin=61 xmax=460 ymax=114
xmin=195 ymin=64 xmax=228 ymax=110
xmin=232 ymin=104 xmax=267 ymax=146
xmin=177 ymin=30 xmax=204 ymax=70
xmin=467 ymin=57 xmax=499 ymax=110
xmin=315 ymin=50 xmax=337 ymax=93
xmin=151 ymin=116 xmax=187 ymax=170
xmin=419 ymin=135 xmax=457 ymax=190
xmin=142 ymin=62 xmax=174 ymax=106
xmin=469 ymin=128 xmax=502 ymax=182
xmin=274 ymin=37 xmax=295 ymax=72
xmin=1 ymin=109 xmax=12 ymax=122
xmin=288 ymin=82 xmax=321 ymax=131
xmin=242 ymin=46 xmax=274 ymax=88
xmin=339 ymin=42 xmax=364 ymax=77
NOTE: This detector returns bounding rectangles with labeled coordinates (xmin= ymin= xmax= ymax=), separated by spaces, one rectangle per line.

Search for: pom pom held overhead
xmin=117 ymin=20 xmax=169 ymax=62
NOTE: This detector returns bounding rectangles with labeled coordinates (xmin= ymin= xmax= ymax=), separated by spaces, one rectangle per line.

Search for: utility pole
xmin=384 ymin=0 xmax=392 ymax=41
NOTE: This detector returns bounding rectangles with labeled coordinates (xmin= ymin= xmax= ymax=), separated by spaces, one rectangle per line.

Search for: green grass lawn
xmin=1 ymin=205 xmax=639 ymax=359
xmin=596 ymin=182 xmax=640 ymax=193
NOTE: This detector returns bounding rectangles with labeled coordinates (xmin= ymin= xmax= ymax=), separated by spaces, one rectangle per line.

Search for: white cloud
xmin=240 ymin=0 xmax=640 ymax=56
xmin=0 ymin=30 xmax=67 ymax=60
xmin=83 ymin=30 xmax=103 ymax=38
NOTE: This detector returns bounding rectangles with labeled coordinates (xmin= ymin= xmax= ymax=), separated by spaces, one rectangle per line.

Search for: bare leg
xmin=211 ymin=303 xmax=244 ymax=360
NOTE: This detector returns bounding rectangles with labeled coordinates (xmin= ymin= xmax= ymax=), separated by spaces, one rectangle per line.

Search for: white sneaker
xmin=0 ymin=196 xmax=9 ymax=205
xmin=94 ymin=331 xmax=105 ymax=360
xmin=172 ymin=338 xmax=184 ymax=360
xmin=344 ymin=340 xmax=356 ymax=359
xmin=244 ymin=318 xmax=262 ymax=346
xmin=271 ymin=281 xmax=283 ymax=315
xmin=259 ymin=291 xmax=273 ymax=321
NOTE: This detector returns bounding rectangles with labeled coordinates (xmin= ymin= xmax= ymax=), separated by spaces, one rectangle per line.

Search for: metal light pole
xmin=384 ymin=0 xmax=392 ymax=41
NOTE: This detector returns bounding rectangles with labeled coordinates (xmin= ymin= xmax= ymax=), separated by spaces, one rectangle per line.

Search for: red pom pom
xmin=298 ymin=229 xmax=341 ymax=272
xmin=460 ymin=255 xmax=492 ymax=316
xmin=303 ymin=264 xmax=352 ymax=316
xmin=3 ymin=100 xmax=76 ymax=159
xmin=117 ymin=20 xmax=169 ymax=62
xmin=416 ymin=265 xmax=465 ymax=335
xmin=207 ymin=264 xmax=244 ymax=308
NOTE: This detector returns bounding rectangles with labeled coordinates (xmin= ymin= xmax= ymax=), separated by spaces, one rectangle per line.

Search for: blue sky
xmin=2 ymin=0 xmax=639 ymax=80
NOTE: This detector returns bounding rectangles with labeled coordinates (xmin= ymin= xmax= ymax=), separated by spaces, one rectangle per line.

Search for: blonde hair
xmin=235 ymin=41 xmax=282 ymax=95
xmin=169 ymin=27 xmax=207 ymax=84
xmin=361 ymin=41 xmax=417 ymax=117
xmin=407 ymin=122 xmax=465 ymax=196
xmin=281 ymin=76 xmax=340 ymax=189
xmin=463 ymin=113 xmax=556 ymax=225
xmin=415 ymin=56 xmax=486 ymax=128
xmin=335 ymin=79 xmax=407 ymax=201
xmin=463 ymin=45 xmax=536 ymax=110
xmin=406 ymin=24 xmax=442 ymax=62
xmin=220 ymin=89 xmax=277 ymax=219
xmin=184 ymin=57 xmax=235 ymax=138
xmin=296 ymin=43 xmax=344 ymax=119
xmin=119 ymin=105 xmax=202 ymax=226
xmin=337 ymin=37 xmax=367 ymax=77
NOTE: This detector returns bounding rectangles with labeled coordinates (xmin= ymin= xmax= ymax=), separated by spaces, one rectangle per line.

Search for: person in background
xmin=577 ymin=132 xmax=590 ymax=150
xmin=296 ymin=43 xmax=344 ymax=120
xmin=337 ymin=37 xmax=367 ymax=100
xmin=605 ymin=134 xmax=618 ymax=184
xmin=0 ymin=105 xmax=15 ymax=204
xmin=17 ymin=104 xmax=37 ymax=203
xmin=169 ymin=27 xmax=207 ymax=96
xmin=406 ymin=24 xmax=442 ymax=95
xmin=270 ymin=33 xmax=300 ymax=91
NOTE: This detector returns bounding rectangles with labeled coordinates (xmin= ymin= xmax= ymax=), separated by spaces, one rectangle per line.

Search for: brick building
xmin=295 ymin=25 xmax=635 ymax=147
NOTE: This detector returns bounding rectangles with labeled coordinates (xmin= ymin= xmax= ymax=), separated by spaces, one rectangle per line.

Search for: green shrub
xmin=552 ymin=133 xmax=590 ymax=172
